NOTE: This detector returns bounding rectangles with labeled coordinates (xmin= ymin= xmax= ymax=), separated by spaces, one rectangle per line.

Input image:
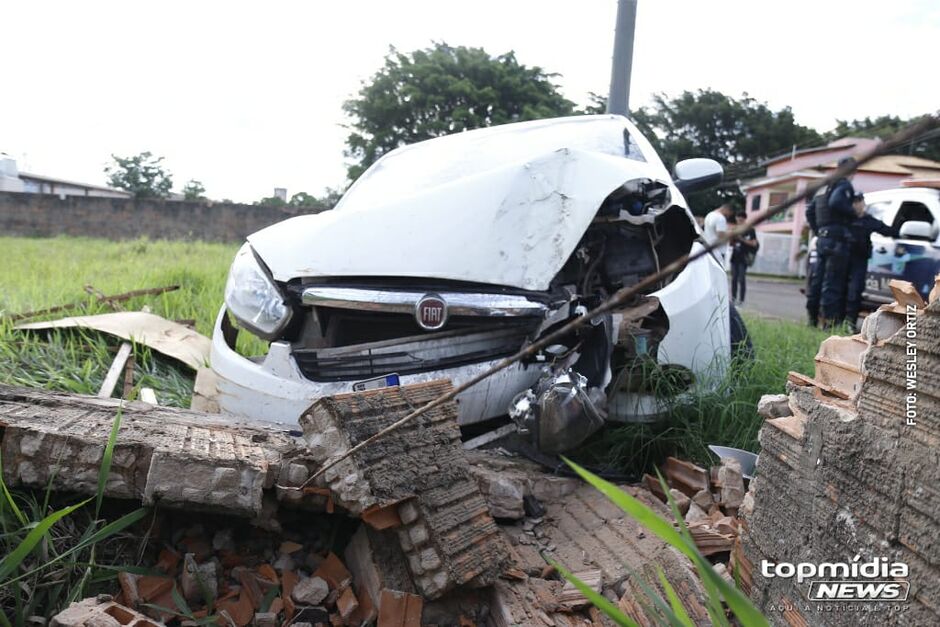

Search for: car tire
xmin=730 ymin=304 xmax=754 ymax=361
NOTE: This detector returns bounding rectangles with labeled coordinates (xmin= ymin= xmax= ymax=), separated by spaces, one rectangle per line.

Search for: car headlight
xmin=224 ymin=243 xmax=292 ymax=339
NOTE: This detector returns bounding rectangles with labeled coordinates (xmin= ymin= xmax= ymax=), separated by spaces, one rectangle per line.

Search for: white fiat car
xmin=211 ymin=115 xmax=740 ymax=447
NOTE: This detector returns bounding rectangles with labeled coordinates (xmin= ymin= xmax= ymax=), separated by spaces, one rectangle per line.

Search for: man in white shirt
xmin=702 ymin=203 xmax=736 ymax=269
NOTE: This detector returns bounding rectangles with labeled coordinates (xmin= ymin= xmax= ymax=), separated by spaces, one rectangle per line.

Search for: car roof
xmin=864 ymin=187 xmax=940 ymax=202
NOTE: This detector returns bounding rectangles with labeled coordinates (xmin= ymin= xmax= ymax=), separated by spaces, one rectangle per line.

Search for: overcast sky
xmin=3 ymin=0 xmax=937 ymax=202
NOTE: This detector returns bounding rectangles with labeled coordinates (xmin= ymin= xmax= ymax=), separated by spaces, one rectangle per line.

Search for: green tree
xmin=631 ymin=90 xmax=822 ymax=214
xmin=182 ymin=179 xmax=206 ymax=201
xmin=827 ymin=114 xmax=940 ymax=161
xmin=288 ymin=191 xmax=328 ymax=211
xmin=254 ymin=190 xmax=338 ymax=211
xmin=582 ymin=91 xmax=608 ymax=116
xmin=343 ymin=43 xmax=576 ymax=181
xmin=255 ymin=195 xmax=286 ymax=207
xmin=104 ymin=152 xmax=173 ymax=199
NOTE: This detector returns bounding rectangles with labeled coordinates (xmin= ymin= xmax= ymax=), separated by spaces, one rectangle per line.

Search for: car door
xmin=864 ymin=199 xmax=900 ymax=303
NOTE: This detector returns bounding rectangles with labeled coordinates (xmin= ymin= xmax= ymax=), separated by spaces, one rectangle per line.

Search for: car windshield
xmin=336 ymin=115 xmax=650 ymax=212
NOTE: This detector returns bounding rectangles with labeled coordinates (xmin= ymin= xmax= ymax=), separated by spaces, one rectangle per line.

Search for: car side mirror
xmin=898 ymin=220 xmax=938 ymax=241
xmin=673 ymin=158 xmax=723 ymax=194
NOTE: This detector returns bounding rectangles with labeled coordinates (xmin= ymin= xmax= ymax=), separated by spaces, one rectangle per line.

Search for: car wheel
xmin=730 ymin=304 xmax=754 ymax=361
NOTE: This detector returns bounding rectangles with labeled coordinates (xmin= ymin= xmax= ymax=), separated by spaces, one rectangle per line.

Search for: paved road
xmin=733 ymin=276 xmax=807 ymax=323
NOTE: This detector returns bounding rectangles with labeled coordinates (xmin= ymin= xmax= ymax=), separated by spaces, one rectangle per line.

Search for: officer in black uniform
xmin=804 ymin=157 xmax=858 ymax=328
xmin=844 ymin=192 xmax=898 ymax=330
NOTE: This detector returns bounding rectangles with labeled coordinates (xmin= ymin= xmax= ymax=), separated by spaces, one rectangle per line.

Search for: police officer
xmin=804 ymin=157 xmax=858 ymax=328
xmin=843 ymin=192 xmax=898 ymax=331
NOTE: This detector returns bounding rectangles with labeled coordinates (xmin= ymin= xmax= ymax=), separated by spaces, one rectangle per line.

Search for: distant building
xmin=0 ymin=155 xmax=131 ymax=198
xmin=740 ymin=138 xmax=940 ymax=274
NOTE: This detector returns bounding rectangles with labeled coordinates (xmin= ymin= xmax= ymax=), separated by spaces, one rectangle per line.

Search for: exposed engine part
xmin=596 ymin=178 xmax=671 ymax=224
xmin=552 ymin=178 xmax=694 ymax=298
xmin=509 ymin=369 xmax=607 ymax=454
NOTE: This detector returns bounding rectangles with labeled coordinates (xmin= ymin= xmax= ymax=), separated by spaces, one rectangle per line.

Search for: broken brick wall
xmin=740 ymin=300 xmax=940 ymax=626
xmin=0 ymin=386 xmax=303 ymax=519
xmin=300 ymin=381 xmax=508 ymax=600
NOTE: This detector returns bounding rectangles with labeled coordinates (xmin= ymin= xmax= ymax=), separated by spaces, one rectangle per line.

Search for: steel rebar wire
xmin=280 ymin=113 xmax=938 ymax=492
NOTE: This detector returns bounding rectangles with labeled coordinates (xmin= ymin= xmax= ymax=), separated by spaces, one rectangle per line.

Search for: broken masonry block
xmin=291 ymin=575 xmax=329 ymax=606
xmin=345 ymin=525 xmax=416 ymax=613
xmin=558 ymin=569 xmax=603 ymax=610
xmin=300 ymin=381 xmax=508 ymax=599
xmin=362 ymin=500 xmax=405 ymax=530
xmin=717 ymin=458 xmax=745 ymax=510
xmin=0 ymin=385 xmax=297 ymax=521
xmin=51 ymin=595 xmax=164 ymax=627
xmin=756 ymin=393 xmax=791 ymax=420
xmin=691 ymin=488 xmax=713 ymax=510
xmin=668 ymin=488 xmax=691 ymax=516
xmin=663 ymin=456 xmax=709 ymax=497
xmin=252 ymin=613 xmax=277 ymax=627
xmin=180 ymin=553 xmax=218 ymax=604
xmin=377 ymin=589 xmax=423 ymax=627
xmin=742 ymin=300 xmax=940 ymax=623
xmin=337 ymin=586 xmax=360 ymax=623
xmin=313 ymin=552 xmax=352 ymax=591
xmin=469 ymin=464 xmax=526 ymax=520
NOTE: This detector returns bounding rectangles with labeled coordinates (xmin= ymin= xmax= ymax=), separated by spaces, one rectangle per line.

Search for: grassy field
xmin=0 ymin=236 xmax=835 ymax=474
xmin=0 ymin=237 xmax=253 ymax=406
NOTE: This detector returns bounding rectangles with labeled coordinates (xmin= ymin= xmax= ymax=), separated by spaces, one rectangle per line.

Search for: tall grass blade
xmin=564 ymin=458 xmax=770 ymax=627
xmin=0 ymin=498 xmax=90 ymax=582
xmin=623 ymin=565 xmax=685 ymax=627
xmin=0 ymin=450 xmax=27 ymax=527
xmin=3 ymin=507 xmax=150 ymax=585
xmin=96 ymin=405 xmax=123 ymax=517
xmin=549 ymin=559 xmax=639 ymax=627
xmin=562 ymin=458 xmax=695 ymax=561
xmin=656 ymin=566 xmax=694 ymax=627
xmin=172 ymin=584 xmax=193 ymax=617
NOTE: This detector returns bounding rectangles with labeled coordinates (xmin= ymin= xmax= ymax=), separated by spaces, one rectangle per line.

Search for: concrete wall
xmin=0 ymin=191 xmax=318 ymax=242
xmin=751 ymin=231 xmax=801 ymax=277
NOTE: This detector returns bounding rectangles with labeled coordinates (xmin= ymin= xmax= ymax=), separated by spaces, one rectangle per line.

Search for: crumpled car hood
xmin=250 ymin=123 xmax=679 ymax=292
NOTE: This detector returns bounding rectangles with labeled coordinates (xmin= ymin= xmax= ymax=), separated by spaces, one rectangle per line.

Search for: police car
xmin=862 ymin=185 xmax=940 ymax=305
xmin=806 ymin=184 xmax=940 ymax=310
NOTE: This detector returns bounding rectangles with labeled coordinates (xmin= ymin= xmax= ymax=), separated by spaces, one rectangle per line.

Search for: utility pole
xmin=607 ymin=0 xmax=637 ymax=116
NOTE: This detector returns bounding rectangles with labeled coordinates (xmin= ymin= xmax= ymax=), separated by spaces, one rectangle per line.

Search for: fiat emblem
xmin=415 ymin=294 xmax=447 ymax=330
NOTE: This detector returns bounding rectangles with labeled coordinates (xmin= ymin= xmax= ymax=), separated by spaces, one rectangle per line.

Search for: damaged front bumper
xmin=209 ymin=306 xmax=544 ymax=426
xmin=208 ymin=245 xmax=728 ymax=427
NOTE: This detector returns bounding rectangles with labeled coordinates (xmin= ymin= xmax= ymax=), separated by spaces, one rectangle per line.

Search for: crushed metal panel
xmin=249 ymin=117 xmax=685 ymax=291
xmin=16 ymin=312 xmax=210 ymax=370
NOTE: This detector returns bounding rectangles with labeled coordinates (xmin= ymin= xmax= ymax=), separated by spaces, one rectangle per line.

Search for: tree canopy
xmin=255 ymin=190 xmax=335 ymax=212
xmin=826 ymin=115 xmax=940 ymax=162
xmin=631 ymin=90 xmax=822 ymax=214
xmin=104 ymin=152 xmax=173 ymax=199
xmin=343 ymin=43 xmax=576 ymax=181
xmin=182 ymin=179 xmax=206 ymax=201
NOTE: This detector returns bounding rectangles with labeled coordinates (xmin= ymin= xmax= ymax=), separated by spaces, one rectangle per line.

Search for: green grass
xmin=573 ymin=313 xmax=835 ymax=476
xmin=0 ymin=406 xmax=151 ymax=623
xmin=0 ymin=236 xmax=834 ymax=473
xmin=0 ymin=237 xmax=236 ymax=335
xmin=0 ymin=237 xmax=255 ymax=406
